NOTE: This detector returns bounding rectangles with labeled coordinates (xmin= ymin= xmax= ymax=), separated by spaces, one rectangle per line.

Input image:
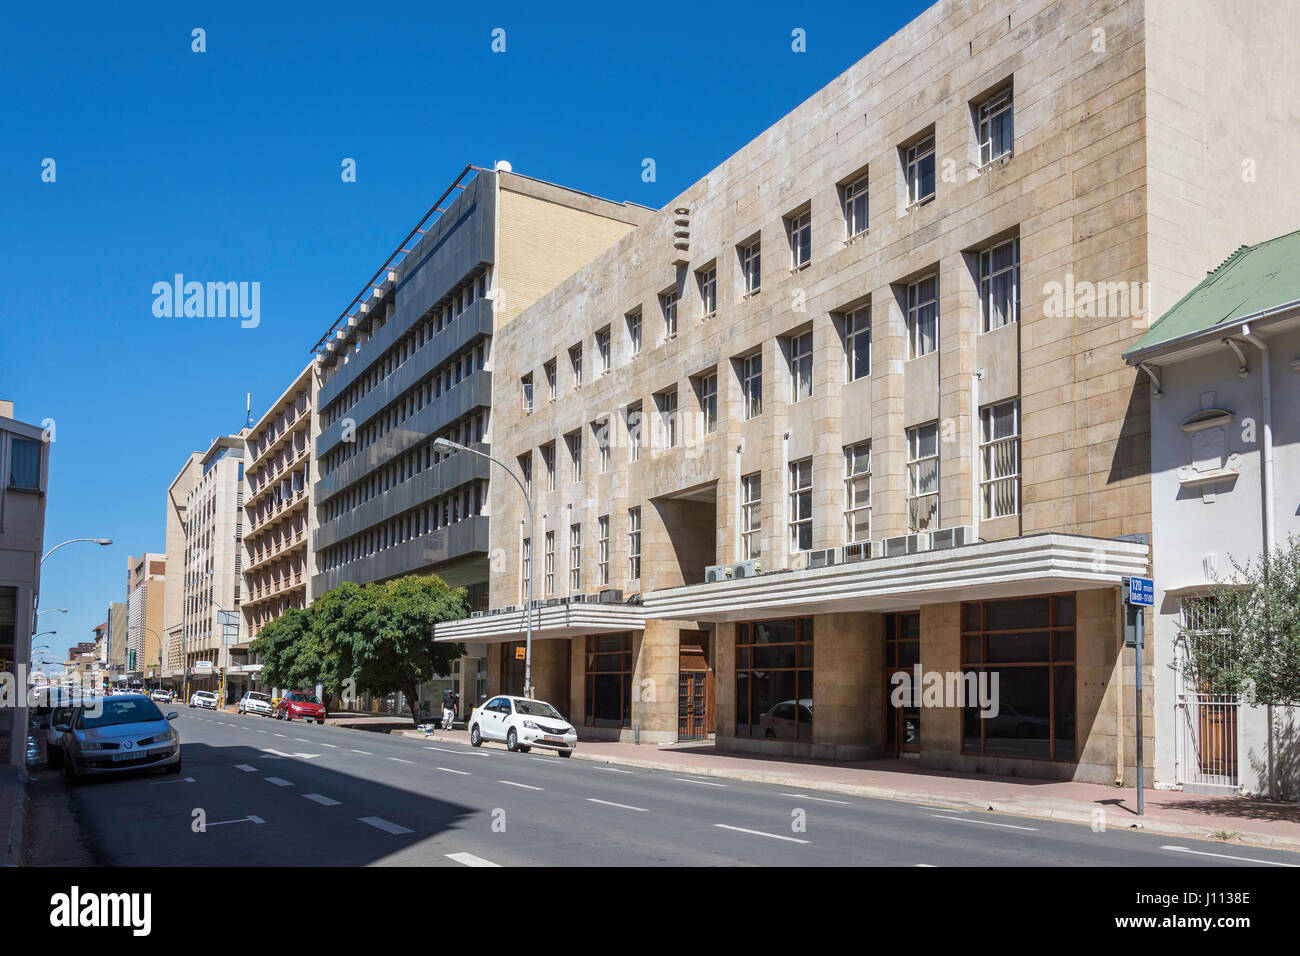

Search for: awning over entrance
xmin=433 ymin=602 xmax=646 ymax=644
xmin=644 ymin=533 xmax=1149 ymax=622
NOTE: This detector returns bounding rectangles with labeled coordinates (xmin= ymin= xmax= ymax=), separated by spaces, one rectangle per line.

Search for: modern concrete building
xmin=125 ymin=553 xmax=166 ymax=682
xmin=0 ymin=399 xmax=49 ymax=766
xmin=241 ymin=361 xmax=317 ymax=691
xmin=1125 ymin=229 xmax=1300 ymax=798
xmin=311 ymin=164 xmax=654 ymax=708
xmin=435 ymin=0 xmax=1300 ymax=784
xmin=163 ymin=451 xmax=203 ymax=690
xmin=105 ymin=600 xmax=128 ymax=682
xmin=177 ymin=435 xmax=246 ymax=702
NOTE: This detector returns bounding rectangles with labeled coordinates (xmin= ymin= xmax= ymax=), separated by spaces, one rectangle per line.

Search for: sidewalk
xmin=398 ymin=728 xmax=1300 ymax=852
xmin=1 ymin=766 xmax=27 ymax=867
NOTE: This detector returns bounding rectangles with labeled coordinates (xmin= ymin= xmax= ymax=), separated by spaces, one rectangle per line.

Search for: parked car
xmin=758 ymin=698 xmax=813 ymax=740
xmin=189 ymin=691 xmax=218 ymax=710
xmin=468 ymin=695 xmax=577 ymax=755
xmin=55 ymin=694 xmax=182 ymax=781
xmin=238 ymin=691 xmax=275 ymax=717
xmin=150 ymin=689 xmax=173 ymax=703
xmin=45 ymin=705 xmax=77 ymax=769
xmin=275 ymin=691 xmax=325 ymax=724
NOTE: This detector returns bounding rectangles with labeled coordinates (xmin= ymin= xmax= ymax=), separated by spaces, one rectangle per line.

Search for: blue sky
xmin=1 ymin=0 xmax=929 ymax=668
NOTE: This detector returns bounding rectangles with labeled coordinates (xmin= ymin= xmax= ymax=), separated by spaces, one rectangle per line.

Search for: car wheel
xmin=469 ymin=725 xmax=482 ymax=747
xmin=558 ymin=750 xmax=573 ymax=758
xmin=506 ymin=728 xmax=520 ymax=752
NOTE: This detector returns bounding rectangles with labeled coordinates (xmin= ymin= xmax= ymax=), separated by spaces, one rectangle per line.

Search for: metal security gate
xmin=678 ymin=672 xmax=708 ymax=741
xmin=1174 ymin=600 xmax=1240 ymax=788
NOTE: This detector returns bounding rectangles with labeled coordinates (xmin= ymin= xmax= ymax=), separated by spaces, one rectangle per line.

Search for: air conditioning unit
xmin=882 ymin=534 xmax=931 ymax=558
xmin=930 ymin=525 xmax=977 ymax=551
xmin=841 ymin=541 xmax=882 ymax=563
xmin=544 ymin=597 xmax=565 ymax=607
xmin=499 ymin=605 xmax=521 ymax=615
xmin=808 ymin=548 xmax=839 ymax=570
xmin=598 ymin=589 xmax=624 ymax=603
xmin=705 ymin=564 xmax=732 ymax=584
xmin=570 ymin=593 xmax=597 ymax=604
xmin=469 ymin=611 xmax=486 ymax=618
xmin=731 ymin=560 xmax=762 ymax=579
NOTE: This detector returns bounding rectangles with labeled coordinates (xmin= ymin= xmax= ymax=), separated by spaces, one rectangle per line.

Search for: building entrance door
xmin=677 ymin=630 xmax=714 ymax=741
xmin=883 ymin=612 xmax=921 ymax=756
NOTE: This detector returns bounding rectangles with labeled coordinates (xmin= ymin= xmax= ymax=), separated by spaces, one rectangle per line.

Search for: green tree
xmin=249 ymin=607 xmax=316 ymax=690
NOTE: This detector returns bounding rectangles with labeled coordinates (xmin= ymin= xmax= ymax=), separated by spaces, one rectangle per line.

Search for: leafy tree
xmin=250 ymin=607 xmax=317 ymax=691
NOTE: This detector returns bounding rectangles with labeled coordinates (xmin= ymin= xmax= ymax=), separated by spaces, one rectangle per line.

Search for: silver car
xmin=57 ymin=694 xmax=182 ymax=781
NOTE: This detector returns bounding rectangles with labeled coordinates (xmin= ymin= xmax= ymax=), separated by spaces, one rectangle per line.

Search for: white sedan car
xmin=237 ymin=691 xmax=275 ymax=717
xmin=468 ymin=695 xmax=577 ymax=756
xmin=189 ymin=691 xmax=218 ymax=711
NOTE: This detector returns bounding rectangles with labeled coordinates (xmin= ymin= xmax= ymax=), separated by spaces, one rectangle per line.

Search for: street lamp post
xmin=431 ymin=437 xmax=535 ymax=698
xmin=40 ymin=538 xmax=112 ymax=565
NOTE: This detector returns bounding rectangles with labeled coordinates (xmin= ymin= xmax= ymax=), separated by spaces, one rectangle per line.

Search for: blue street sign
xmin=1128 ymin=576 xmax=1154 ymax=607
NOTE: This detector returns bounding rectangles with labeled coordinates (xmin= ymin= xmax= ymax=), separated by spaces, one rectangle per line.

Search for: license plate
xmin=111 ymin=751 xmax=147 ymax=762
xmin=544 ymin=735 xmax=562 ymax=742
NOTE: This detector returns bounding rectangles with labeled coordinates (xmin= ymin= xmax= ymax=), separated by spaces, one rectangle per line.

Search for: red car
xmin=275 ymin=691 xmax=326 ymax=724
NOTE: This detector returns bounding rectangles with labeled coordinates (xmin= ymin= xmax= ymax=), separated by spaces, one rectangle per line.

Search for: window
xmin=741 ymin=238 xmax=761 ymax=295
xmin=569 ymin=344 xmax=583 ymax=387
xmin=544 ymin=531 xmax=555 ymax=596
xmin=517 ymin=452 xmax=532 ymax=497
xmin=905 ymin=133 xmax=936 ymax=207
xmin=521 ymin=537 xmax=531 ymax=603
xmin=627 ymin=403 xmax=642 ymax=462
xmin=541 ymin=442 xmax=556 ymax=491
xmin=8 ymin=437 xmax=41 ymax=489
xmin=698 ymin=372 xmax=718 ymax=435
xmin=741 ymin=473 xmax=762 ymax=561
xmin=735 ymin=618 xmax=814 ymax=741
xmin=660 ymin=288 xmax=678 ymax=341
xmin=596 ymin=326 xmax=611 ymax=374
xmin=980 ymin=237 xmax=1020 ymax=332
xmin=844 ymin=443 xmax=872 ymax=543
xmin=844 ymin=306 xmax=871 ymax=381
xmin=906 ymin=275 xmax=939 ymax=359
xmin=980 ymin=401 xmax=1020 ymax=518
xmin=976 ymin=85 xmax=1014 ymax=166
xmin=656 ymin=388 xmax=678 ymax=449
xmin=789 ymin=331 xmax=813 ymax=403
xmin=788 ymin=458 xmax=813 ymax=553
xmin=521 ymin=374 xmax=534 ymax=413
xmin=842 ymin=174 xmax=869 ymax=239
xmin=787 ymin=209 xmax=811 ymax=270
xmin=698 ymin=265 xmax=717 ymax=318
xmin=907 ymin=423 xmax=939 ymax=532
xmin=585 ymin=633 xmax=633 ymax=728
xmin=628 ymin=507 xmax=642 ymax=579
xmin=569 ymin=524 xmax=582 ymax=592
xmin=598 ymin=515 xmax=610 ymax=586
xmin=595 ymin=419 xmax=610 ymax=472
xmin=544 ymin=359 xmax=557 ymax=399
xmin=626 ymin=309 xmax=642 ymax=355
xmin=741 ymin=352 xmax=762 ymax=419
xmin=961 ymin=596 xmax=1076 ymax=760
xmin=566 ymin=430 xmax=582 ymax=482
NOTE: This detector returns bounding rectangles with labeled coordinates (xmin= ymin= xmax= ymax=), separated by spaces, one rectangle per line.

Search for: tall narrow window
xmin=789 ymin=331 xmax=813 ymax=403
xmin=656 ymin=388 xmax=678 ymax=449
xmin=628 ymin=508 xmax=642 ymax=580
xmin=980 ymin=238 xmax=1020 ymax=332
xmin=844 ymin=306 xmax=871 ymax=381
xmin=596 ymin=326 xmax=612 ymax=374
xmin=976 ymin=85 xmax=1014 ymax=166
xmin=544 ymin=531 xmax=555 ymax=596
xmin=569 ymin=523 xmax=582 ymax=592
xmin=660 ymin=289 xmax=679 ymax=341
xmin=741 ymin=352 xmax=763 ymax=419
xmin=521 ymin=537 xmax=531 ymax=603
xmin=699 ymin=372 xmax=718 ymax=435
xmin=980 ymin=401 xmax=1020 ymax=518
xmin=787 ymin=209 xmax=811 ymax=270
xmin=905 ymin=133 xmax=936 ymax=207
xmin=544 ymin=359 xmax=557 ymax=399
xmin=627 ymin=403 xmax=642 ymax=462
xmin=741 ymin=472 xmax=762 ymax=561
xmin=595 ymin=419 xmax=610 ymax=472
xmin=521 ymin=374 xmax=534 ymax=413
xmin=542 ymin=442 xmax=556 ymax=491
xmin=906 ymin=275 xmax=939 ymax=359
xmin=788 ymin=458 xmax=813 ymax=553
xmin=569 ymin=344 xmax=583 ymax=387
xmin=741 ymin=239 xmax=762 ymax=295
xmin=626 ymin=309 xmax=642 ymax=355
xmin=698 ymin=265 xmax=717 ymax=318
xmin=566 ymin=430 xmax=582 ymax=482
xmin=844 ymin=443 xmax=872 ymax=543
xmin=842 ymin=174 xmax=869 ymax=239
xmin=907 ymin=423 xmax=940 ymax=532
xmin=598 ymin=515 xmax=610 ymax=586
xmin=517 ymin=452 xmax=532 ymax=497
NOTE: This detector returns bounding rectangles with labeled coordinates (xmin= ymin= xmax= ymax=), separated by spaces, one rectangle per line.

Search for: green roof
xmin=1125 ymin=227 xmax=1300 ymax=359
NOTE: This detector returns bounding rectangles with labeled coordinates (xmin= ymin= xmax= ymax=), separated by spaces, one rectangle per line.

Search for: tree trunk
xmin=404 ymin=681 xmax=421 ymax=728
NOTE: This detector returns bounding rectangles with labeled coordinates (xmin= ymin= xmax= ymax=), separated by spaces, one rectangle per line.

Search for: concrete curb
xmin=3 ymin=768 xmax=30 ymax=868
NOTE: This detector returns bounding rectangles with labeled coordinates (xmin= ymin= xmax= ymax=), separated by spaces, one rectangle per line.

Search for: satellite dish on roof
xmin=494 ymin=160 xmax=512 ymax=172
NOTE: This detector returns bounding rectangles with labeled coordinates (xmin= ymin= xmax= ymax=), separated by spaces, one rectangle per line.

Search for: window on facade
xmin=735 ymin=618 xmax=814 ymax=741
xmin=544 ymin=359 xmax=557 ymax=399
xmin=906 ymin=275 xmax=939 ymax=359
xmin=660 ymin=288 xmax=679 ymax=341
xmin=698 ymin=372 xmax=718 ymax=435
xmin=542 ymin=442 xmax=556 ymax=491
xmin=544 ymin=531 xmax=555 ymax=596
xmin=844 ymin=443 xmax=871 ymax=543
xmin=698 ymin=265 xmax=717 ymax=318
xmin=980 ymin=237 xmax=1020 ymax=332
xmin=626 ymin=309 xmax=642 ymax=355
xmin=628 ymin=507 xmax=642 ymax=579
xmin=976 ymin=85 xmax=1014 ymax=166
xmin=789 ymin=331 xmax=813 ymax=403
xmin=788 ymin=458 xmax=813 ymax=553
xmin=569 ymin=524 xmax=582 ymax=592
xmin=656 ymin=388 xmax=678 ymax=449
xmin=741 ymin=352 xmax=762 ymax=419
xmin=842 ymin=174 xmax=869 ymax=239
xmin=741 ymin=238 xmax=762 ymax=295
xmin=980 ymin=401 xmax=1020 ymax=519
xmin=844 ymin=306 xmax=871 ymax=381
xmin=521 ymin=537 xmax=531 ymax=603
xmin=907 ymin=422 xmax=939 ymax=532
xmin=8 ymin=437 xmax=41 ymax=489
xmin=741 ymin=472 xmax=761 ymax=561
xmin=521 ymin=374 xmax=534 ymax=413
xmin=585 ymin=633 xmax=633 ymax=728
xmin=594 ymin=419 xmax=610 ymax=472
xmin=518 ymin=452 xmax=532 ymax=496
xmin=905 ymin=133 xmax=936 ymax=207
xmin=598 ymin=515 xmax=610 ymax=586
xmin=627 ymin=403 xmax=642 ymax=461
xmin=787 ymin=209 xmax=811 ymax=270
xmin=566 ymin=430 xmax=582 ymax=482
xmin=596 ymin=326 xmax=611 ymax=374
xmin=569 ymin=344 xmax=583 ymax=387
xmin=961 ymin=595 xmax=1076 ymax=760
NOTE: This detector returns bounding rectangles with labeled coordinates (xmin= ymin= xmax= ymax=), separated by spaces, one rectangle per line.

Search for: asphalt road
xmin=48 ymin=711 xmax=1300 ymax=867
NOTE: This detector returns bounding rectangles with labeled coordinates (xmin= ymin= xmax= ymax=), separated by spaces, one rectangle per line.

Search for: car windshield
xmin=248 ymin=693 xmax=271 ymax=702
xmin=197 ymin=693 xmax=215 ymax=699
xmin=76 ymin=698 xmax=163 ymax=729
xmin=290 ymin=694 xmax=319 ymax=704
xmin=514 ymin=699 xmax=564 ymax=720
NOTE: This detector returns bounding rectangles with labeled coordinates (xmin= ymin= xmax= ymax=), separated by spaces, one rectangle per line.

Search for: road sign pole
xmin=1135 ymin=605 xmax=1144 ymax=816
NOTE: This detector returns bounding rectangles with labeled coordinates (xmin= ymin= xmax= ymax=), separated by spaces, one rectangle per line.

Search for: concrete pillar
xmin=632 ymin=620 xmax=679 ymax=743
xmin=919 ymin=602 xmax=962 ymax=759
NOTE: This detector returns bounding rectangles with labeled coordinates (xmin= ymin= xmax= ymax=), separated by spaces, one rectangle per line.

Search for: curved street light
xmin=41 ymin=537 xmax=112 ymax=564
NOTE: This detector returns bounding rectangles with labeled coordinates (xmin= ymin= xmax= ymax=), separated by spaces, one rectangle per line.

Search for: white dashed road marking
xmin=587 ymin=798 xmax=648 ymax=812
xmin=303 ymin=794 xmax=341 ymax=806
xmin=437 ymin=767 xmax=470 ymax=775
xmin=1161 ymin=845 xmax=1297 ymax=867
xmin=234 ymin=764 xmax=257 ymax=773
xmin=499 ymin=780 xmax=543 ymax=791
xmin=359 ymin=816 xmax=413 ymax=835
xmin=265 ymin=777 xmax=293 ymax=787
xmin=714 ymin=824 xmax=809 ymax=844
xmin=446 ymin=852 xmax=499 ymax=867
xmin=930 ymin=814 xmax=1037 ymax=831
xmin=674 ymin=777 xmax=726 ymax=787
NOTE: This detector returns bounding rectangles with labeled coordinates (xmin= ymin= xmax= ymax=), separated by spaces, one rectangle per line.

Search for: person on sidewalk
xmin=441 ymin=690 xmax=457 ymax=733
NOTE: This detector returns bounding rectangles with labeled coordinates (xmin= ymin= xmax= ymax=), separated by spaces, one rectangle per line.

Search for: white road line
xmin=778 ymin=792 xmax=852 ymax=805
xmin=265 ymin=777 xmax=294 ymax=787
xmin=437 ymin=767 xmax=471 ymax=775
xmin=426 ymin=746 xmax=468 ymax=755
xmin=919 ymin=806 xmax=967 ymax=812
xmin=674 ymin=777 xmax=727 ymax=787
xmin=714 ymin=824 xmax=809 ymax=844
xmin=303 ymin=794 xmax=341 ymax=806
xmin=931 ymin=814 xmax=1038 ymax=831
xmin=915 ymin=863 xmax=938 ymax=867
xmin=273 ymin=733 xmax=286 ymax=738
xmin=292 ymin=737 xmax=309 ymax=743
xmin=206 ymin=815 xmax=266 ymax=827
xmin=234 ymin=764 xmax=258 ymax=773
xmin=446 ymin=851 xmax=500 ymax=867
xmin=499 ymin=780 xmax=544 ymax=791
xmin=596 ymin=766 xmax=635 ymax=774
xmin=350 ymin=749 xmax=372 ymax=755
xmin=587 ymin=797 xmax=649 ymax=812
xmin=359 ymin=816 xmax=413 ymax=835
xmin=388 ymin=757 xmax=414 ymax=764
xmin=255 ymin=730 xmax=268 ymax=734
xmin=1161 ymin=845 xmax=1297 ymax=867
xmin=320 ymin=743 xmax=339 ymax=749
xmin=150 ymin=777 xmax=195 ymax=785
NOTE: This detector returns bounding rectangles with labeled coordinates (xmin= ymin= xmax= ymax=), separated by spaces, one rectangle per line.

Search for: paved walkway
xmin=398 ymin=728 xmax=1300 ymax=851
xmin=1 ymin=766 xmax=25 ymax=867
